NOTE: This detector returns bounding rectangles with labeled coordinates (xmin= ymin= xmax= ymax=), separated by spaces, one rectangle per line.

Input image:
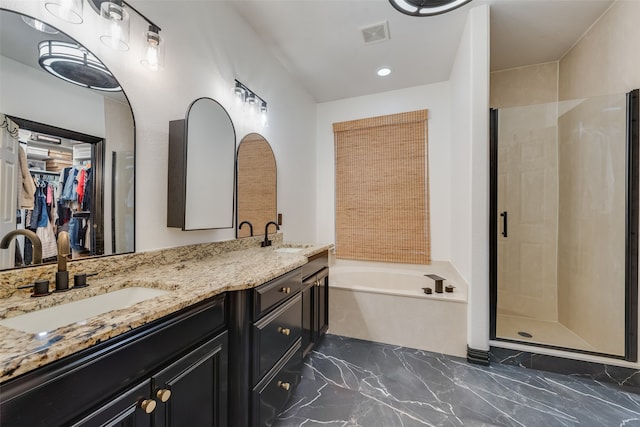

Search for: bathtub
xmin=329 ymin=259 xmax=468 ymax=357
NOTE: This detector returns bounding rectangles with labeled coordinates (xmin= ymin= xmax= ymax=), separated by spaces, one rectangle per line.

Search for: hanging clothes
xmin=31 ymin=183 xmax=57 ymax=259
xmin=82 ymin=167 xmax=92 ymax=211
xmin=17 ymin=146 xmax=36 ymax=209
xmin=60 ymin=166 xmax=79 ymax=203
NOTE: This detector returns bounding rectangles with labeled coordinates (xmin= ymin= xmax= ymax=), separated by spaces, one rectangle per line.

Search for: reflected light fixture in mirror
xmin=389 ymin=0 xmax=472 ymax=16
xmin=38 ymin=41 xmax=122 ymax=91
xmin=141 ymin=25 xmax=165 ymax=71
xmin=22 ymin=16 xmax=60 ymax=34
xmin=100 ymin=0 xmax=130 ymax=51
xmin=44 ymin=0 xmax=84 ymax=24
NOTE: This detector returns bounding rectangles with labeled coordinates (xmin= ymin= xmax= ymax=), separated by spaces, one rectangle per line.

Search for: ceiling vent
xmin=360 ymin=21 xmax=390 ymax=45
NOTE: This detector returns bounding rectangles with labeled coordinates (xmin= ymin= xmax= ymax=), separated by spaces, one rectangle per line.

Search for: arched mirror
xmin=236 ymin=133 xmax=276 ymax=238
xmin=0 ymin=9 xmax=135 ymax=270
xmin=168 ymin=98 xmax=235 ymax=230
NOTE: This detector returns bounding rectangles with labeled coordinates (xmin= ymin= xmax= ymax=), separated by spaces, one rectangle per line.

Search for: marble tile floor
xmin=273 ymin=335 xmax=640 ymax=427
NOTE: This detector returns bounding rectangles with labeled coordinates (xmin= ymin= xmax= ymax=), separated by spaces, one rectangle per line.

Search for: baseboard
xmin=467 ymin=345 xmax=490 ymax=366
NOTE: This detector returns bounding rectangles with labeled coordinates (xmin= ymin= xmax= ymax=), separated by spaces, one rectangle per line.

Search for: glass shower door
xmin=492 ymin=91 xmax=638 ymax=358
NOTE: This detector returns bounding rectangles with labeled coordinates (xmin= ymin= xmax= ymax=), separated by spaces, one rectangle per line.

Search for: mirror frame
xmin=167 ymin=97 xmax=236 ymax=231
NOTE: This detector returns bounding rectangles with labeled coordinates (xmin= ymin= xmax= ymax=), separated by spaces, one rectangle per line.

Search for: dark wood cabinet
xmin=0 ymin=295 xmax=227 ymax=427
xmin=301 ymin=252 xmax=329 ymax=358
xmin=74 ymin=332 xmax=227 ymax=427
xmin=153 ymin=333 xmax=228 ymax=427
xmin=229 ymin=268 xmax=304 ymax=427
xmin=2 ymin=257 xmax=325 ymax=427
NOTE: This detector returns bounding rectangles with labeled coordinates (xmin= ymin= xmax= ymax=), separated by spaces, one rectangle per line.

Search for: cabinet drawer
xmin=302 ymin=251 xmax=328 ymax=280
xmin=253 ymin=341 xmax=302 ymax=427
xmin=253 ymin=268 xmax=302 ymax=319
xmin=253 ymin=294 xmax=302 ymax=381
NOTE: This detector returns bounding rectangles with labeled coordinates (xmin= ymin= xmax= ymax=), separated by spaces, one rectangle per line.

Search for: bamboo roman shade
xmin=333 ymin=110 xmax=430 ymax=264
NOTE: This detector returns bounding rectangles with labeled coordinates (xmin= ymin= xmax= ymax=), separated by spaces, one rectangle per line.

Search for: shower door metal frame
xmin=489 ymin=89 xmax=639 ymax=361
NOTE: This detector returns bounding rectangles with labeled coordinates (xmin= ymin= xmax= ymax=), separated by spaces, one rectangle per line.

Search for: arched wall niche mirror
xmin=168 ymin=98 xmax=236 ymax=230
xmin=236 ymin=133 xmax=277 ymax=238
xmin=0 ymin=9 xmax=135 ymax=271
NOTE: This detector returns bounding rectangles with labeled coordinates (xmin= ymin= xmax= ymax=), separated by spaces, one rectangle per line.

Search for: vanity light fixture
xmin=44 ymin=0 xmax=83 ymax=24
xmin=21 ymin=16 xmax=60 ymax=34
xmin=38 ymin=40 xmax=122 ymax=92
xmin=389 ymin=0 xmax=472 ymax=16
xmin=99 ymin=0 xmax=130 ymax=51
xmin=141 ymin=24 xmax=165 ymax=71
xmin=234 ymin=80 xmax=269 ymax=126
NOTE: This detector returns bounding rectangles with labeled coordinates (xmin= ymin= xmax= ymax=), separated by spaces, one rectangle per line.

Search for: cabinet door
xmin=301 ymin=278 xmax=315 ymax=358
xmin=316 ymin=268 xmax=329 ymax=337
xmin=153 ymin=332 xmax=228 ymax=427
xmin=70 ymin=380 xmax=152 ymax=427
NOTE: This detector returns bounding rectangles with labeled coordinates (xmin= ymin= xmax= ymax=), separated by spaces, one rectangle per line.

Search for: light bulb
xmin=141 ymin=26 xmax=165 ymax=71
xmin=100 ymin=1 xmax=130 ymax=51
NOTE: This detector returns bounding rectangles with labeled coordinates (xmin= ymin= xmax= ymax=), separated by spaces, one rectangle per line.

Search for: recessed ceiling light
xmin=377 ymin=67 xmax=392 ymax=77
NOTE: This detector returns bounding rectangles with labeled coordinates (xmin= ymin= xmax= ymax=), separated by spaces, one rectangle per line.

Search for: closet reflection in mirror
xmin=0 ymin=10 xmax=135 ymax=270
xmin=236 ymin=133 xmax=276 ymax=238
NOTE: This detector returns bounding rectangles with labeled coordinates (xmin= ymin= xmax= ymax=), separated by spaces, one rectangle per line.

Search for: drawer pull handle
xmin=140 ymin=399 xmax=157 ymax=414
xmin=315 ymin=280 xmax=320 ymax=287
xmin=156 ymin=388 xmax=172 ymax=402
xmin=280 ymin=287 xmax=291 ymax=294
xmin=277 ymin=381 xmax=291 ymax=391
xmin=278 ymin=327 xmax=291 ymax=336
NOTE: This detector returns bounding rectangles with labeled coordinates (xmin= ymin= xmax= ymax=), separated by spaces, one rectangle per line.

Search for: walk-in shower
xmin=490 ymin=90 xmax=639 ymax=360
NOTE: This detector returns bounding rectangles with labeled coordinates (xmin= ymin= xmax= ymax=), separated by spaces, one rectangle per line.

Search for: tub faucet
xmin=239 ymin=220 xmax=254 ymax=237
xmin=262 ymin=221 xmax=280 ymax=247
xmin=0 ymin=229 xmax=42 ymax=264
xmin=55 ymin=231 xmax=70 ymax=291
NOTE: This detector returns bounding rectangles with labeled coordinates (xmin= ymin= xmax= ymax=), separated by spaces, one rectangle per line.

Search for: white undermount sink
xmin=274 ymin=247 xmax=305 ymax=253
xmin=0 ymin=287 xmax=169 ymax=334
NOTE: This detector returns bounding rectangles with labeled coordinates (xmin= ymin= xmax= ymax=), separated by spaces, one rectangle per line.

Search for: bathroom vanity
xmin=0 ymin=237 xmax=331 ymax=427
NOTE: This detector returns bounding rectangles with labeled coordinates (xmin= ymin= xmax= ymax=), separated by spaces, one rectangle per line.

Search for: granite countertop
xmin=0 ymin=241 xmax=332 ymax=383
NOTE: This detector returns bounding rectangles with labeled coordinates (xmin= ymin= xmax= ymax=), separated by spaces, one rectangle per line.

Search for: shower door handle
xmin=500 ymin=211 xmax=508 ymax=237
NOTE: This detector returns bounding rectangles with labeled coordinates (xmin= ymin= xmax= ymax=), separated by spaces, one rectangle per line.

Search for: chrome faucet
xmin=55 ymin=231 xmax=70 ymax=291
xmin=261 ymin=221 xmax=280 ymax=247
xmin=0 ymin=229 xmax=42 ymax=264
xmin=239 ymin=220 xmax=254 ymax=236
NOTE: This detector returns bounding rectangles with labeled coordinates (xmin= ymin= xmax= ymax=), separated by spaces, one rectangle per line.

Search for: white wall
xmin=1 ymin=0 xmax=318 ymax=250
xmin=0 ymin=56 xmax=106 ymax=137
xmin=449 ymin=4 xmax=490 ymax=352
xmin=315 ymin=82 xmax=452 ymax=259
